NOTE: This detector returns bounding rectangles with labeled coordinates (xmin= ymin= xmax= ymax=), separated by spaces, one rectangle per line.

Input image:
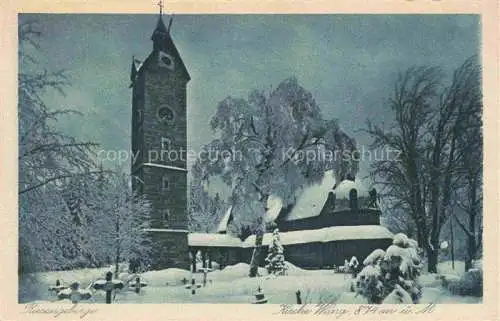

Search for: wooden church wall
xmin=321 ymin=238 xmax=393 ymax=268
xmin=195 ymin=237 xmax=393 ymax=270
xmin=283 ymin=243 xmax=324 ymax=268
xmin=278 ymin=208 xmax=381 ymax=232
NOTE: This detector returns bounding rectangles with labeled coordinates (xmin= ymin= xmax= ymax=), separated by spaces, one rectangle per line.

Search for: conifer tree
xmin=264 ymin=229 xmax=287 ymax=276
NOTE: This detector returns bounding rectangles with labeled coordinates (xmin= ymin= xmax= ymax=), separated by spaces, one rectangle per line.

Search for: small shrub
xmin=443 ymin=268 xmax=483 ymax=297
xmin=354 ymin=233 xmax=423 ymax=304
xmin=354 ymin=265 xmax=384 ymax=303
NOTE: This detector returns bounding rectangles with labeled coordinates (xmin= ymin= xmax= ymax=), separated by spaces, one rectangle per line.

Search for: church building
xmin=189 ymin=172 xmax=394 ymax=270
xmin=131 ymin=14 xmax=393 ymax=271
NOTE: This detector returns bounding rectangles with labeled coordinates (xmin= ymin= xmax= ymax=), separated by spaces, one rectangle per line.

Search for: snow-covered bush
xmin=349 ymin=256 xmax=362 ymax=277
xmin=392 ymin=233 xmax=409 ymax=247
xmin=354 ymin=265 xmax=385 ymax=303
xmin=264 ymin=229 xmax=287 ymax=276
xmin=363 ymin=249 xmax=385 ymax=266
xmin=354 ymin=233 xmax=422 ymax=304
xmin=382 ymin=284 xmax=413 ymax=304
xmin=442 ymin=267 xmax=483 ymax=297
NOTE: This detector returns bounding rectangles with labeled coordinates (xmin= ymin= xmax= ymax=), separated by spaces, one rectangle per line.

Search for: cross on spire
xmin=157 ymin=0 xmax=164 ymax=15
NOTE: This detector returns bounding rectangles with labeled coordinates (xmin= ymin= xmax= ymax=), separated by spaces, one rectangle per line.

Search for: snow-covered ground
xmin=20 ymin=261 xmax=481 ymax=304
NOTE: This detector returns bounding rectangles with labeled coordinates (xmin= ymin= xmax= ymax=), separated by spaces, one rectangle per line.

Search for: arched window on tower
xmin=161 ymin=137 xmax=171 ymax=151
xmin=162 ymin=209 xmax=170 ymax=226
xmin=349 ymin=188 xmax=358 ymax=211
xmin=162 ymin=176 xmax=170 ymax=191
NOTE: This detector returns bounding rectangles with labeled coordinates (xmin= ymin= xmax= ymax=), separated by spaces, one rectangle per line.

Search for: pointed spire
xmin=151 ymin=15 xmax=168 ymax=45
xmin=153 ymin=0 xmax=168 ymax=35
xmin=143 ymin=2 xmax=190 ymax=81
xmin=155 ymin=15 xmax=168 ymax=34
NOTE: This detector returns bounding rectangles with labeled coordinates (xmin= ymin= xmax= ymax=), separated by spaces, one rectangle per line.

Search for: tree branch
xmin=453 ymin=214 xmax=474 ymax=238
xmin=19 ymin=170 xmax=109 ymax=195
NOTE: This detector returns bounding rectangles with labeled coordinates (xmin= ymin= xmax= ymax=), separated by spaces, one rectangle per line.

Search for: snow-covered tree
xmin=188 ymin=162 xmax=227 ymax=233
xmin=355 ymin=233 xmax=422 ymax=304
xmin=18 ymin=21 xmax=99 ymax=272
xmin=194 ymin=78 xmax=359 ymax=276
xmin=82 ymin=172 xmax=153 ymax=275
xmin=264 ymin=229 xmax=287 ymax=276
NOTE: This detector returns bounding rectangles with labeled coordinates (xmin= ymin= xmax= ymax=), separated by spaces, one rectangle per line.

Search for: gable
xmin=279 ymin=172 xmax=374 ymax=222
xmin=216 ymin=206 xmax=233 ymax=234
xmin=282 ymin=171 xmax=335 ymax=221
xmin=135 ymin=49 xmax=189 ymax=83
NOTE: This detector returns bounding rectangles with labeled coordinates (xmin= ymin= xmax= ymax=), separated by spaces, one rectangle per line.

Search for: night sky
xmin=19 ymin=14 xmax=480 ymax=185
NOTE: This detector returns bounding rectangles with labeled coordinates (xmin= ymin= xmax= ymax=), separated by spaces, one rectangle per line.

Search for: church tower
xmin=130 ymin=12 xmax=190 ymax=270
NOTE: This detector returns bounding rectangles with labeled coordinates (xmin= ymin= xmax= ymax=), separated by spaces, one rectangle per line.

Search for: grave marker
xmin=57 ymin=282 xmax=92 ymax=304
xmin=92 ymin=271 xmax=124 ymax=304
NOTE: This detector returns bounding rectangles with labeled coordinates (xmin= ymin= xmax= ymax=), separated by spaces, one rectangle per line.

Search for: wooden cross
xmin=186 ymin=275 xmax=201 ymax=294
xmin=295 ymin=290 xmax=302 ymax=304
xmin=202 ymin=267 xmax=210 ymax=287
xmin=92 ymin=272 xmax=124 ymax=304
xmin=57 ymin=282 xmax=92 ymax=304
xmin=130 ymin=276 xmax=147 ymax=294
xmin=48 ymin=279 xmax=67 ymax=293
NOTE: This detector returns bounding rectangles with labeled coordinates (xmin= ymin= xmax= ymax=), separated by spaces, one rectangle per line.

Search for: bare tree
xmin=451 ymin=61 xmax=483 ymax=271
xmin=367 ymin=57 xmax=481 ymax=273
xmin=425 ymin=57 xmax=481 ymax=272
xmin=367 ymin=66 xmax=440 ymax=256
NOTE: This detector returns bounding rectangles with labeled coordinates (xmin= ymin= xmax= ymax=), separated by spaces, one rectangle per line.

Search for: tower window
xmin=349 ymin=188 xmax=358 ymax=211
xmin=161 ymin=137 xmax=171 ymax=151
xmin=136 ymin=109 xmax=143 ymax=123
xmin=162 ymin=209 xmax=170 ymax=225
xmin=162 ymin=176 xmax=170 ymax=191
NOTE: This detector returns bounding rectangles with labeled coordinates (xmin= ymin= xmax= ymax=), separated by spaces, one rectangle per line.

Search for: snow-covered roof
xmin=188 ymin=233 xmax=242 ymax=247
xmin=243 ymin=225 xmax=393 ymax=247
xmin=264 ymin=195 xmax=283 ymax=223
xmin=283 ymin=171 xmax=336 ymax=221
xmin=217 ymin=173 xmax=373 ymax=227
xmin=216 ymin=206 xmax=233 ymax=233
xmin=217 ymin=197 xmax=284 ymax=232
xmin=334 ymin=179 xmax=370 ymax=200
xmin=188 ymin=225 xmax=392 ymax=248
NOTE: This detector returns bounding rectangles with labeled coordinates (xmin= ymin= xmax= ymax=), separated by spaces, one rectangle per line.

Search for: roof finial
xmin=157 ymin=0 xmax=164 ymax=16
